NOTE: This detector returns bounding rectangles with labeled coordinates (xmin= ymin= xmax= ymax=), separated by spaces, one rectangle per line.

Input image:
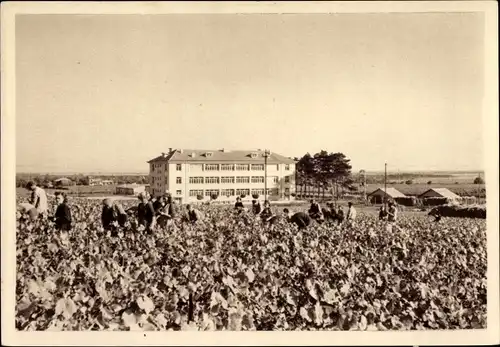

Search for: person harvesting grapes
xmin=186 ymin=204 xmax=205 ymax=224
xmin=283 ymin=208 xmax=311 ymax=230
xmin=52 ymin=192 xmax=72 ymax=231
xmin=26 ymin=181 xmax=48 ymax=219
xmin=346 ymin=202 xmax=357 ymax=227
xmin=137 ymin=192 xmax=156 ymax=232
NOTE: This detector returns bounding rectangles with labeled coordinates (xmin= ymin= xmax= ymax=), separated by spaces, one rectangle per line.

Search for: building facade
xmin=116 ymin=184 xmax=146 ymax=196
xmin=147 ymin=149 xmax=296 ymax=203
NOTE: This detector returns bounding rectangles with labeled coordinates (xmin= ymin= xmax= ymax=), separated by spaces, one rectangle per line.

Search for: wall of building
xmin=149 ymin=161 xmax=295 ymax=203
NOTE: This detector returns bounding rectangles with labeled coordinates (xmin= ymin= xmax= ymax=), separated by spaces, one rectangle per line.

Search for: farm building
xmin=53 ymin=177 xmax=73 ymax=187
xmin=419 ymin=188 xmax=461 ymax=206
xmin=419 ymin=188 xmax=460 ymax=200
xmin=368 ymin=187 xmax=406 ymax=204
xmin=115 ymin=184 xmax=146 ymax=196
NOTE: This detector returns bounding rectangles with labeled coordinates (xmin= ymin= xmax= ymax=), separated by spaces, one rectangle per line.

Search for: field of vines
xmin=16 ymin=197 xmax=487 ymax=331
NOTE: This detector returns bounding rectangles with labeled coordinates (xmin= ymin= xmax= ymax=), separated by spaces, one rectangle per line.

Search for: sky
xmin=16 ymin=13 xmax=485 ymax=173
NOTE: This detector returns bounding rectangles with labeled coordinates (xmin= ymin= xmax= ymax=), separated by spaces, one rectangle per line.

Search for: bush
xmin=252 ymin=194 xmax=259 ymax=199
xmin=405 ymin=180 xmax=413 ymax=185
xmin=240 ymin=195 xmax=246 ymax=199
xmin=197 ymin=194 xmax=203 ymax=201
xmin=211 ymin=194 xmax=218 ymax=200
xmin=430 ymin=204 xmax=486 ymax=219
xmin=427 ymin=181 xmax=432 ymax=185
xmin=291 ymin=193 xmax=296 ymax=197
xmin=474 ymin=177 xmax=485 ymax=184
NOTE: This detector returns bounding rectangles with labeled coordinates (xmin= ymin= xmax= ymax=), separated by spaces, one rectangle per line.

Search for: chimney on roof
xmin=168 ymin=148 xmax=173 ymax=153
xmin=161 ymin=152 xmax=166 ymax=158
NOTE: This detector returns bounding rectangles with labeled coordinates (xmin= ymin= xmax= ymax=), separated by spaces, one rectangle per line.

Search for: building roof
xmin=147 ymin=149 xmax=296 ymax=164
xmin=419 ymin=188 xmax=460 ymax=199
xmin=54 ymin=177 xmax=72 ymax=182
xmin=368 ymin=187 xmax=407 ymax=198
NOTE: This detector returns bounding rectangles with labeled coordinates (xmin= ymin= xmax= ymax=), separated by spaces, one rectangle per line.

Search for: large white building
xmin=148 ymin=148 xmax=296 ymax=204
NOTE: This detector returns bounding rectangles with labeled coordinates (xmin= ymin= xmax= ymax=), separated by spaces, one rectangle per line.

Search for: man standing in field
xmin=26 ymin=181 xmax=48 ymax=219
xmin=252 ymin=199 xmax=262 ymax=216
xmin=346 ymin=202 xmax=357 ymax=227
xmin=137 ymin=193 xmax=156 ymax=232
xmin=387 ymin=201 xmax=398 ymax=224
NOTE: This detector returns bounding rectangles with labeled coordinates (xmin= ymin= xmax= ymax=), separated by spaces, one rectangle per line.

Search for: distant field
xmin=16 ymin=185 xmax=118 ymax=198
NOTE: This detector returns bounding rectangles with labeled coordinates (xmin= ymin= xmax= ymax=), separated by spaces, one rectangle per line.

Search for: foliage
xmin=197 ymin=195 xmax=204 ymax=201
xmin=405 ymin=180 xmax=414 ymax=185
xmin=430 ymin=204 xmax=486 ymax=219
xmin=473 ymin=177 xmax=485 ymax=185
xmin=16 ymin=196 xmax=487 ymax=331
xmin=252 ymin=194 xmax=259 ymax=199
xmin=296 ymin=151 xmax=353 ymax=199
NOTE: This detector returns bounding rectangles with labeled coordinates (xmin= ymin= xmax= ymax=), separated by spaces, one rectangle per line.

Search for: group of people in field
xmin=18 ymin=181 xmax=401 ymax=233
xmin=235 ymin=197 xmax=361 ymax=230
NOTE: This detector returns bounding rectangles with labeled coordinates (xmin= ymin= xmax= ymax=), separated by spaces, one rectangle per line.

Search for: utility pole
xmin=384 ymin=163 xmax=388 ymax=208
xmin=264 ymin=149 xmax=271 ymax=202
xmin=359 ymin=169 xmax=366 ymax=202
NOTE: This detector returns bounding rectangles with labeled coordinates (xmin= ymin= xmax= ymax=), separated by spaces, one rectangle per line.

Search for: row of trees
xmin=16 ymin=174 xmax=149 ymax=188
xmin=295 ymin=151 xmax=354 ymax=200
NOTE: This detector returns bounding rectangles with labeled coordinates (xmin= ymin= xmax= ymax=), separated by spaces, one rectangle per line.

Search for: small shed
xmin=419 ymin=188 xmax=460 ymax=200
xmin=368 ymin=187 xmax=406 ymax=204
xmin=116 ymin=184 xmax=146 ymax=196
xmin=53 ymin=177 xmax=73 ymax=187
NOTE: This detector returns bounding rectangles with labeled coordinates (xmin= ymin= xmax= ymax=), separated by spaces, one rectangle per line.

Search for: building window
xmin=236 ymin=188 xmax=250 ymax=196
xmin=236 ymin=176 xmax=250 ymax=184
xmin=176 ymin=164 xmax=182 ymax=171
xmin=190 ymin=164 xmax=203 ymax=171
xmin=251 ymin=189 xmax=265 ymax=196
xmin=235 ymin=164 xmax=249 ymax=171
xmin=285 ymin=176 xmax=290 ymax=183
xmin=189 ymin=189 xmax=204 ymax=197
xmin=221 ymin=164 xmax=234 ymax=171
xmin=221 ymin=189 xmax=235 ymax=197
xmin=204 ymin=164 xmax=219 ymax=171
xmin=269 ymin=188 xmax=279 ymax=196
xmin=176 ymin=190 xmax=182 ymax=195
xmin=251 ymin=164 xmax=264 ymax=171
xmin=251 ymin=176 xmax=265 ymax=184
xmin=176 ymin=177 xmax=182 ymax=184
xmin=276 ymin=164 xmax=279 ymax=170
xmin=205 ymin=177 xmax=219 ymax=184
xmin=221 ymin=176 xmax=235 ymax=184
xmin=272 ymin=176 xmax=279 ymax=183
xmin=285 ymin=188 xmax=290 ymax=194
xmin=205 ymin=189 xmax=219 ymax=197
xmin=285 ymin=164 xmax=290 ymax=171
xmin=189 ymin=177 xmax=204 ymax=184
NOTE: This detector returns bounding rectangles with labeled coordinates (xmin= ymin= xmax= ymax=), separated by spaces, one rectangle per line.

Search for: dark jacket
xmin=54 ymin=203 xmax=72 ymax=231
xmin=290 ymin=212 xmax=311 ymax=229
xmin=102 ymin=205 xmax=117 ymax=230
xmin=138 ymin=201 xmax=155 ymax=226
xmin=252 ymin=203 xmax=262 ymax=215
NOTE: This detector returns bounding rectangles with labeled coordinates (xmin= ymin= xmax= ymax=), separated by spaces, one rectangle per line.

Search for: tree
xmin=211 ymin=194 xmax=218 ymax=201
xmin=474 ymin=176 xmax=485 ymax=184
xmin=296 ymin=153 xmax=315 ymax=198
xmin=427 ymin=180 xmax=432 ymax=185
xmin=405 ymin=180 xmax=413 ymax=185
